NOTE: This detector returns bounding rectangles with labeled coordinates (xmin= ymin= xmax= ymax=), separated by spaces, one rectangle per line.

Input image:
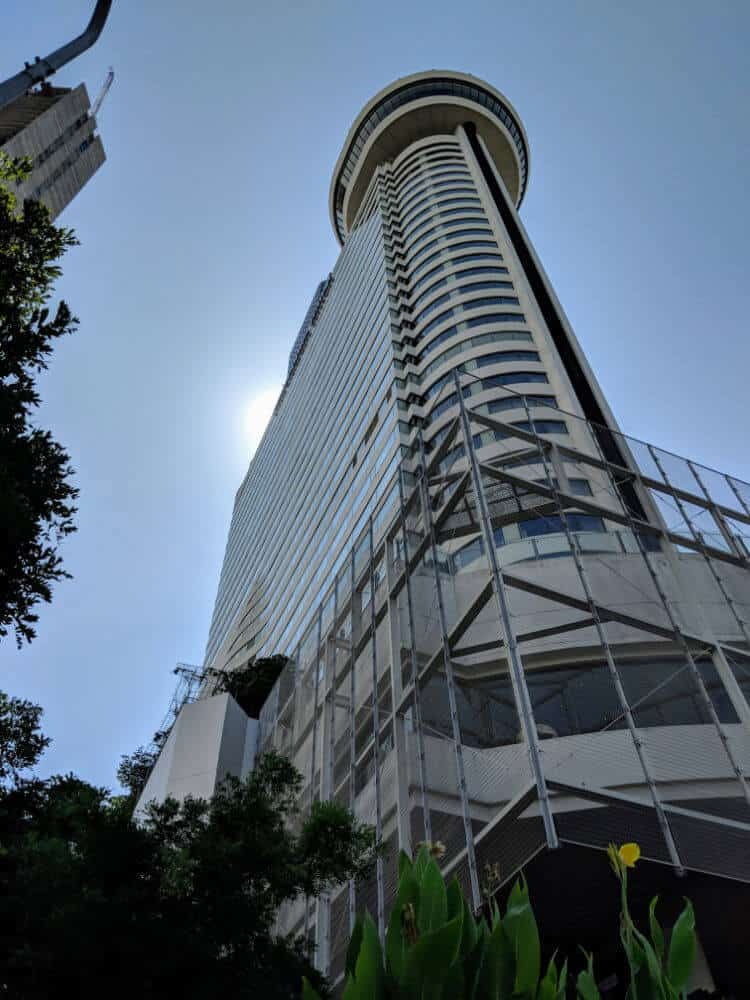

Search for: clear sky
xmin=2 ymin=1 xmax=749 ymax=789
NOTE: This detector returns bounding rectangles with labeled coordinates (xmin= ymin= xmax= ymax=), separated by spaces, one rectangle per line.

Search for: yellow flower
xmin=618 ymin=842 xmax=641 ymax=868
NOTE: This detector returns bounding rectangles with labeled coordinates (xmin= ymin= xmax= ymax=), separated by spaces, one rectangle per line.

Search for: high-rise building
xmin=141 ymin=71 xmax=750 ymax=994
xmin=0 ymin=82 xmax=105 ymax=218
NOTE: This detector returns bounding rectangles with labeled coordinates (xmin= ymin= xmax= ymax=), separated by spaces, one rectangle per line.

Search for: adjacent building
xmin=144 ymin=71 xmax=750 ymax=995
xmin=0 ymin=82 xmax=105 ymax=218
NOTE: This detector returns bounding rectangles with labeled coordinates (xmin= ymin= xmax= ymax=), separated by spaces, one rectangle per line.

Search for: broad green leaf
xmin=417 ymin=857 xmax=448 ymax=934
xmin=536 ymin=956 xmax=559 ymax=1000
xmin=475 ymin=921 xmax=499 ymax=999
xmin=346 ymin=914 xmax=364 ymax=981
xmin=302 ymin=976 xmax=321 ymax=1000
xmin=648 ymin=896 xmax=665 ymax=964
xmin=385 ymin=868 xmax=419 ymax=982
xmin=353 ymin=912 xmax=385 ymax=999
xmin=631 ymin=924 xmax=668 ymax=1000
xmin=556 ymin=958 xmax=568 ymax=1000
xmin=483 ymin=913 xmax=515 ymax=998
xmin=460 ymin=897 xmax=479 ymax=957
xmin=399 ymin=850 xmax=413 ymax=879
xmin=414 ymin=844 xmax=431 ymax=881
xmin=504 ymin=876 xmax=540 ymax=994
xmin=402 ymin=914 xmax=464 ymax=997
xmin=463 ymin=928 xmax=487 ymax=1000
xmin=447 ymin=877 xmax=463 ymax=921
xmin=666 ymin=900 xmax=695 ymax=994
xmin=576 ymin=952 xmax=601 ymax=1000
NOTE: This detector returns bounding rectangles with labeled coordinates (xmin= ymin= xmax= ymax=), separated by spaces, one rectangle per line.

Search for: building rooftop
xmin=329 ymin=70 xmax=530 ymax=245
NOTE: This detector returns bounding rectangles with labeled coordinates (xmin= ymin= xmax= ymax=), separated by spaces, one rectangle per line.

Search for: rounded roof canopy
xmin=329 ymin=70 xmax=530 ymax=245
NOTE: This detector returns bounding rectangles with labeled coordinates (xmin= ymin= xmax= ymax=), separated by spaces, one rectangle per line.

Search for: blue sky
xmin=2 ymin=1 xmax=749 ymax=788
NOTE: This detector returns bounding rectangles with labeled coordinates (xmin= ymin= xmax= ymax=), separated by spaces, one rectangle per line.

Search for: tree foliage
xmin=211 ymin=653 xmax=288 ymax=717
xmin=0 ymin=690 xmax=50 ymax=786
xmin=116 ymin=743 xmax=158 ymax=798
xmin=0 ymin=688 xmax=377 ymax=998
xmin=0 ymin=153 xmax=79 ymax=646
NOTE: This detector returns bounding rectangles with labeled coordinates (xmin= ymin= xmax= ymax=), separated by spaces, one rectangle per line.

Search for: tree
xmin=0 ymin=688 xmax=377 ymax=998
xmin=0 ymin=153 xmax=78 ymax=646
xmin=116 ymin=743 xmax=158 ymax=799
xmin=0 ymin=690 xmax=50 ymax=786
xmin=211 ymin=653 xmax=289 ymax=717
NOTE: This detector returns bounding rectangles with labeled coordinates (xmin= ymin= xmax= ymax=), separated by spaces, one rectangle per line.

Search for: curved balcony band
xmin=329 ymin=70 xmax=530 ymax=244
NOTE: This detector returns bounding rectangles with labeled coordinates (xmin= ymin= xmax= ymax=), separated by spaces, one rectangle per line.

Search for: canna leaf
xmin=414 ymin=844 xmax=431 ymax=881
xmin=460 ymin=896 xmax=479 ymax=957
xmin=402 ymin=913 xmax=464 ymax=997
xmin=556 ymin=958 xmax=568 ymax=1000
xmin=447 ymin=877 xmax=463 ymax=922
xmin=385 ymin=868 xmax=420 ymax=982
xmin=346 ymin=915 xmax=364 ymax=981
xmin=537 ymin=955 xmax=559 ymax=1000
xmin=576 ymin=951 xmax=601 ymax=1000
xmin=503 ymin=875 xmax=541 ymax=995
xmin=353 ymin=912 xmax=385 ymax=999
xmin=666 ymin=900 xmax=695 ymax=994
xmin=302 ymin=976 xmax=321 ymax=1000
xmin=630 ymin=923 xmax=668 ymax=1000
xmin=648 ymin=896 xmax=665 ymax=964
xmin=399 ymin=850 xmax=413 ymax=879
xmin=417 ymin=857 xmax=448 ymax=934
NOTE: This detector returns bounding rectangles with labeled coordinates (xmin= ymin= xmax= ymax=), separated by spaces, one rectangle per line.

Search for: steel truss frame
xmin=256 ymin=371 xmax=750 ymax=982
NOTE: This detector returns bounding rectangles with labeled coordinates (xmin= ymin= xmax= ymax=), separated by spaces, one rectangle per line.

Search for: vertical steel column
xmin=452 ymin=372 xmax=559 ymax=853
xmin=682 ymin=459 xmax=750 ymax=647
xmin=310 ymin=606 xmax=324 ymax=806
xmin=385 ymin=507 xmax=414 ymax=857
xmin=348 ymin=548 xmax=359 ymax=932
xmin=585 ymin=436 xmax=750 ymax=807
xmin=319 ymin=581 xmax=339 ymax=977
xmin=368 ymin=519 xmax=386 ymax=940
xmin=417 ymin=432 xmax=482 ymax=909
xmin=520 ymin=401 xmax=683 ymax=872
xmin=397 ymin=467 xmax=432 ymax=843
xmin=327 ymin=580 xmax=339 ymax=806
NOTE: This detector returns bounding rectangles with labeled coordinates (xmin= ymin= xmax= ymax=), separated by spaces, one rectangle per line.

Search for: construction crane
xmin=0 ymin=0 xmax=113 ymax=111
xmin=91 ymin=67 xmax=114 ymax=118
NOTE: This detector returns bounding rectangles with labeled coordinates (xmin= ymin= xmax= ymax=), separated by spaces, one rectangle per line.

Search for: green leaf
xmin=346 ymin=914 xmax=364 ymax=981
xmin=576 ymin=952 xmax=601 ymax=1000
xmin=631 ymin=924 xmax=668 ymax=1000
xmin=399 ymin=850 xmax=414 ymax=879
xmin=503 ymin=875 xmax=540 ymax=995
xmin=447 ymin=877 xmax=463 ymax=921
xmin=475 ymin=922 xmax=498 ymax=999
xmin=460 ymin=897 xmax=479 ymax=957
xmin=302 ymin=977 xmax=322 ymax=1000
xmin=402 ymin=914 xmax=464 ymax=998
xmin=414 ymin=844 xmax=431 ymax=881
xmin=385 ymin=868 xmax=419 ymax=982
xmin=556 ymin=958 xmax=568 ymax=1000
xmin=417 ymin=858 xmax=448 ymax=934
xmin=353 ymin=912 xmax=385 ymax=999
xmin=648 ymin=896 xmax=665 ymax=964
xmin=537 ymin=956 xmax=559 ymax=1000
xmin=666 ymin=900 xmax=695 ymax=994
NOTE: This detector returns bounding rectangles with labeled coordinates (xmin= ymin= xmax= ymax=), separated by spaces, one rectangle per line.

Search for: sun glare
xmin=244 ymin=386 xmax=280 ymax=455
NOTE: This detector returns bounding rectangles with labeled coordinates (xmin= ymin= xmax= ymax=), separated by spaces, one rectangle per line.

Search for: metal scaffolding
xmin=254 ymin=373 xmax=750 ymax=983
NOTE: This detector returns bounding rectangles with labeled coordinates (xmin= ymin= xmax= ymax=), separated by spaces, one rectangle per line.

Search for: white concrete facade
xmin=182 ymin=72 xmax=750 ymax=989
xmin=134 ymin=693 xmax=258 ymax=820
